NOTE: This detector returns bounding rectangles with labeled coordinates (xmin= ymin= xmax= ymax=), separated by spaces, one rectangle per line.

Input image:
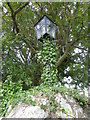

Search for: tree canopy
xmin=2 ymin=2 xmax=89 ymax=89
xmin=0 ymin=1 xmax=89 ymax=117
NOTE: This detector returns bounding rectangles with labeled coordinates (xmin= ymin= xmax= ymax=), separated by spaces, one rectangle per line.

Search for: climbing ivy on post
xmin=37 ymin=37 xmax=58 ymax=85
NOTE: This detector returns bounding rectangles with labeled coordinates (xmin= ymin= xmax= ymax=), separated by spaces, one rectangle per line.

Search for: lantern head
xmin=34 ymin=15 xmax=57 ymax=42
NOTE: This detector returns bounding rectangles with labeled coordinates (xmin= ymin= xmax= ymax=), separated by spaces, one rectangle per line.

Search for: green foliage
xmin=1 ymin=2 xmax=89 ymax=117
xmin=11 ymin=84 xmax=88 ymax=113
xmin=53 ymin=85 xmax=88 ymax=108
xmin=40 ymin=104 xmax=47 ymax=110
xmin=2 ymin=33 xmax=42 ymax=89
xmin=48 ymin=95 xmax=57 ymax=112
xmin=37 ymin=37 xmax=58 ymax=85
xmin=2 ymin=2 xmax=89 ymax=91
xmin=0 ymin=75 xmax=22 ymax=116
xmin=71 ymin=90 xmax=88 ymax=107
xmin=0 ymin=79 xmax=88 ymax=117
xmin=21 ymin=94 xmax=36 ymax=106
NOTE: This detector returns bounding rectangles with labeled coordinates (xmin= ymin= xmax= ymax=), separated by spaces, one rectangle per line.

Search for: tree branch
xmin=56 ymin=17 xmax=84 ymax=68
xmin=73 ymin=46 xmax=88 ymax=51
xmin=56 ymin=48 xmax=69 ymax=68
xmin=7 ymin=2 xmax=19 ymax=33
xmin=6 ymin=2 xmax=14 ymax=14
xmin=7 ymin=2 xmax=30 ymax=33
xmin=14 ymin=2 xmax=29 ymax=15
xmin=22 ymin=39 xmax=36 ymax=54
xmin=20 ymin=51 xmax=26 ymax=64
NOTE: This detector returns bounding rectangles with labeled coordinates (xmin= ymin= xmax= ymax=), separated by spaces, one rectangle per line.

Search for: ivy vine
xmin=37 ymin=37 xmax=58 ymax=85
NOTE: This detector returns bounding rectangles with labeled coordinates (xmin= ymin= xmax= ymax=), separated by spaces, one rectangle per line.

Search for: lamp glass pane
xmin=47 ymin=23 xmax=56 ymax=38
xmin=36 ymin=25 xmax=46 ymax=39
xmin=46 ymin=17 xmax=51 ymax=25
xmin=50 ymin=29 xmax=56 ymax=38
xmin=38 ymin=17 xmax=45 ymax=27
xmin=36 ymin=25 xmax=40 ymax=29
xmin=41 ymin=25 xmax=46 ymax=35
xmin=34 ymin=16 xmax=57 ymax=40
xmin=36 ymin=29 xmax=41 ymax=39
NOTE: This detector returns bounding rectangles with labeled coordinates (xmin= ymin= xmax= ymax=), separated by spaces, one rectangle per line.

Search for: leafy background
xmin=0 ymin=2 xmax=89 ymax=116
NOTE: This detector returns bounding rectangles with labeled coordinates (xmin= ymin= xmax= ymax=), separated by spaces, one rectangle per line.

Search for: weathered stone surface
xmin=6 ymin=93 xmax=88 ymax=118
xmin=7 ymin=103 xmax=48 ymax=118
xmin=55 ymin=93 xmax=88 ymax=118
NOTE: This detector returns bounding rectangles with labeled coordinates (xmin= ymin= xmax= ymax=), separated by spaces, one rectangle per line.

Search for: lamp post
xmin=34 ymin=15 xmax=58 ymax=85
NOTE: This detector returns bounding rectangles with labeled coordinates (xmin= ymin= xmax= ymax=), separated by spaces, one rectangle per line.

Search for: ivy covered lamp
xmin=34 ymin=15 xmax=57 ymax=42
xmin=34 ymin=15 xmax=58 ymax=85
